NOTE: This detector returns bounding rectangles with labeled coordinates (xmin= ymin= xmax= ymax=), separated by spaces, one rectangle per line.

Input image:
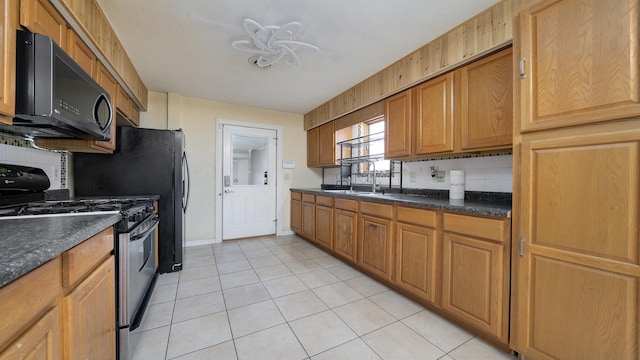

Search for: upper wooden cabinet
xmin=0 ymin=0 xmax=18 ymax=123
xmin=414 ymin=73 xmax=454 ymax=155
xmin=307 ymin=127 xmax=320 ymax=167
xmin=384 ymin=89 xmax=413 ymax=158
xmin=307 ymin=121 xmax=341 ymax=168
xmin=318 ymin=122 xmax=336 ymax=166
xmin=20 ymin=0 xmax=67 ymax=47
xmin=516 ymin=0 xmax=640 ymax=132
xmin=116 ymin=85 xmax=140 ymax=127
xmin=458 ymin=48 xmax=513 ymax=151
xmin=66 ymin=29 xmax=96 ymax=77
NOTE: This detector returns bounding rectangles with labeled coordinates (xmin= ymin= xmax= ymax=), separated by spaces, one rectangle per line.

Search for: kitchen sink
xmin=322 ymin=190 xmax=378 ymax=196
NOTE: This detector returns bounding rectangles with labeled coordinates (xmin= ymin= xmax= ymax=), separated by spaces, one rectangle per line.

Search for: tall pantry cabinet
xmin=511 ymin=0 xmax=640 ymax=359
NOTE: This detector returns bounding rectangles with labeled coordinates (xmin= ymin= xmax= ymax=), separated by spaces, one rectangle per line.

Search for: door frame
xmin=215 ymin=118 xmax=283 ymax=243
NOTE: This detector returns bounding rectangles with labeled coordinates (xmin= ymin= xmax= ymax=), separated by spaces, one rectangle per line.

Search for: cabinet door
xmin=514 ymin=123 xmax=640 ymax=360
xmin=395 ymin=223 xmax=438 ymax=304
xmin=66 ymin=30 xmax=96 ymax=77
xmin=318 ymin=122 xmax=336 ymax=166
xmin=414 ymin=73 xmax=454 ymax=154
xmin=20 ymin=0 xmax=67 ymax=48
xmin=290 ymin=199 xmax=301 ymax=233
xmin=0 ymin=307 xmax=62 ymax=360
xmin=384 ymin=89 xmax=413 ymax=158
xmin=307 ymin=127 xmax=320 ymax=167
xmin=334 ymin=209 xmax=357 ymax=262
xmin=459 ymin=48 xmax=513 ymax=150
xmin=358 ymin=215 xmax=393 ymax=280
xmin=0 ymin=0 xmax=18 ymax=121
xmin=315 ymin=205 xmax=333 ymax=248
xmin=63 ymin=256 xmax=115 ymax=360
xmin=442 ymin=233 xmax=505 ymax=339
xmin=301 ymin=201 xmax=315 ymax=240
xmin=517 ymin=0 xmax=640 ymax=132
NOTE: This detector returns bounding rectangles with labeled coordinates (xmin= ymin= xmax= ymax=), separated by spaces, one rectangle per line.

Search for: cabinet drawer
xmin=0 ymin=257 xmax=61 ymax=348
xmin=62 ymin=227 xmax=114 ymax=288
xmin=360 ymin=201 xmax=393 ymax=219
xmin=302 ymin=193 xmax=315 ymax=203
xmin=335 ymin=198 xmax=358 ymax=212
xmin=316 ymin=195 xmax=333 ymax=207
xmin=291 ymin=192 xmax=302 ymax=200
xmin=397 ymin=206 xmax=437 ymax=228
xmin=443 ymin=213 xmax=509 ymax=242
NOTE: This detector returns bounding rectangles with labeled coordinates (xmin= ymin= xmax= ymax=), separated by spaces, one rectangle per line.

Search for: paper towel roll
xmin=449 ymin=170 xmax=465 ymax=200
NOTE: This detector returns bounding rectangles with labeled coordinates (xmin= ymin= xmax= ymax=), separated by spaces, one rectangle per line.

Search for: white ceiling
xmin=96 ymin=0 xmax=500 ymax=115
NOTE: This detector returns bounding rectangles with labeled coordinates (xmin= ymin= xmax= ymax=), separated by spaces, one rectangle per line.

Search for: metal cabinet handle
xmin=519 ymin=236 xmax=526 ymax=257
xmin=224 ymin=189 xmax=235 ymax=194
xmin=519 ymin=58 xmax=526 ymax=79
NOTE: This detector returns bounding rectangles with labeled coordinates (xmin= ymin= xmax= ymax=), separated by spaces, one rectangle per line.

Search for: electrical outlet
xmin=410 ymin=171 xmax=417 ymax=182
xmin=436 ymin=170 xmax=445 ymax=182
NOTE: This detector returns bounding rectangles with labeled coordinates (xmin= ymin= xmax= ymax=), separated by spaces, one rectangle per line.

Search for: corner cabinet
xmin=307 ymin=122 xmax=339 ymax=168
xmin=290 ymin=192 xmax=302 ymax=233
xmin=517 ymin=0 xmax=640 ymax=132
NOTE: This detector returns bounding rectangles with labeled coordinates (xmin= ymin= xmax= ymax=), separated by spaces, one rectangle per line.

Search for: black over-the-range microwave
xmin=1 ymin=30 xmax=113 ymax=140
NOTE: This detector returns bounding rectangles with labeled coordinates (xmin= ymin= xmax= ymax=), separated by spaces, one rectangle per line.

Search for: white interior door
xmin=222 ymin=125 xmax=277 ymax=240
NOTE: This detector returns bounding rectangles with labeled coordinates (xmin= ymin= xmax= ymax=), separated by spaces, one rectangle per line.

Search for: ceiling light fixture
xmin=231 ymin=18 xmax=319 ymax=69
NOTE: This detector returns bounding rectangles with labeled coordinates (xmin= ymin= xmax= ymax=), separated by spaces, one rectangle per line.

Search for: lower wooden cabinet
xmin=315 ymin=196 xmax=334 ymax=249
xmin=290 ymin=191 xmax=512 ymax=346
xmin=0 ymin=306 xmax=62 ymax=360
xmin=290 ymin=192 xmax=302 ymax=233
xmin=358 ymin=214 xmax=393 ymax=280
xmin=301 ymin=194 xmax=315 ymax=240
xmin=0 ymin=228 xmax=115 ymax=359
xmin=442 ymin=213 xmax=510 ymax=342
xmin=395 ymin=207 xmax=439 ymax=304
xmin=64 ymin=256 xmax=115 ymax=360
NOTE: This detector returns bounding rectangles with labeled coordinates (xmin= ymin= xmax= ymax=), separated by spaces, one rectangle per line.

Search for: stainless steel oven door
xmin=118 ymin=214 xmax=158 ymax=327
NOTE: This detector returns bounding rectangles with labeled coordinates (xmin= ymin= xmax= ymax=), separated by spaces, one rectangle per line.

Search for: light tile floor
xmin=133 ymin=234 xmax=516 ymax=360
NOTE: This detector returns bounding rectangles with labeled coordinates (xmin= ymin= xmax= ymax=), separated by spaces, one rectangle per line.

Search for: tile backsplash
xmin=0 ymin=143 xmax=66 ymax=189
xmin=402 ymin=155 xmax=513 ymax=193
xmin=323 ymin=154 xmax=513 ymax=193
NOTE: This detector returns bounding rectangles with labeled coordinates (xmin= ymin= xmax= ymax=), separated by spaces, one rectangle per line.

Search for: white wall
xmin=140 ymin=92 xmax=321 ymax=245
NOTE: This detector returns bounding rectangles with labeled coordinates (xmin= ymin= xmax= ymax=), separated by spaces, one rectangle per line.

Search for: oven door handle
xmin=130 ymin=217 xmax=159 ymax=242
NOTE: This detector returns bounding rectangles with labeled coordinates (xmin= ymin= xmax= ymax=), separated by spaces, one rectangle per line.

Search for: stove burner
xmin=0 ymin=197 xmax=154 ymax=218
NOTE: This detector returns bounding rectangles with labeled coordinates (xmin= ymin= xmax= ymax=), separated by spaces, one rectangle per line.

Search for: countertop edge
xmin=0 ymin=213 xmax=122 ymax=288
xmin=291 ymin=188 xmax=512 ymax=218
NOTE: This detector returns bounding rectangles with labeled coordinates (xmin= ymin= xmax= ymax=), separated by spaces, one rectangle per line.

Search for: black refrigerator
xmin=74 ymin=127 xmax=190 ymax=273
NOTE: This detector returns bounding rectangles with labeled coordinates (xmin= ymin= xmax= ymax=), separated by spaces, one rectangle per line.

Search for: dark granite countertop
xmin=291 ymin=188 xmax=512 ymax=218
xmin=0 ymin=213 xmax=122 ymax=287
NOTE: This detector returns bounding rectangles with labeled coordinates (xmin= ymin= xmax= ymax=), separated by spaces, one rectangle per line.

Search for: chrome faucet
xmin=367 ymin=161 xmax=377 ymax=193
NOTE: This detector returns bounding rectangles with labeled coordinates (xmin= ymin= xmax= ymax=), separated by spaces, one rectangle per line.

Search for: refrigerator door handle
xmin=182 ymin=151 xmax=191 ymax=212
